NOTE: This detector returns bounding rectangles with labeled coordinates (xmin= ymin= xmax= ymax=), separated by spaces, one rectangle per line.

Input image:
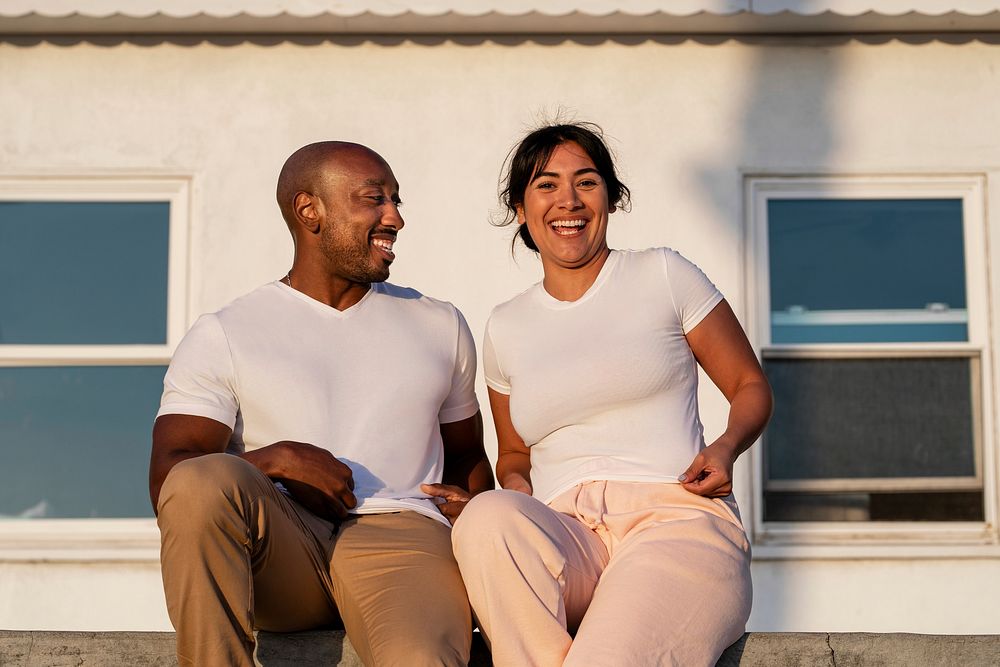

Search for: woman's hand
xmin=679 ymin=440 xmax=738 ymax=497
xmin=500 ymin=472 xmax=533 ymax=495
xmin=682 ymin=300 xmax=774 ymax=498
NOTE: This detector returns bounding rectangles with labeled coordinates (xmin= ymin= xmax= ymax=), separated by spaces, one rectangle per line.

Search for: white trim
xmin=752 ymin=543 xmax=1000 ymax=562
xmin=0 ymin=347 xmax=171 ymax=364
xmin=771 ymin=308 xmax=968 ymax=326
xmin=745 ymin=173 xmax=997 ymax=550
xmin=762 ymin=344 xmax=978 ymax=358
xmin=766 ymin=476 xmax=982 ymax=493
xmin=757 ymin=521 xmax=995 ymax=547
xmin=0 ymin=519 xmax=160 ymax=562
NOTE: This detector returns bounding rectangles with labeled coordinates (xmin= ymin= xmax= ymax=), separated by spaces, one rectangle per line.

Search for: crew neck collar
xmin=534 ymin=250 xmax=620 ymax=310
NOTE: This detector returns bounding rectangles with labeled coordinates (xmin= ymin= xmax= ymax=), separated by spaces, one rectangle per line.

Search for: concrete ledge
xmin=1 ymin=630 xmax=998 ymax=666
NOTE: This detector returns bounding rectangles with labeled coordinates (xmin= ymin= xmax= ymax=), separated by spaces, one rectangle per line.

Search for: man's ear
xmin=293 ymin=191 xmax=322 ymax=233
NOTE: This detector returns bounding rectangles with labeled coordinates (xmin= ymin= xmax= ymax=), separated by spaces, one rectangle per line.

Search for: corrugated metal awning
xmin=2 ymin=1 xmax=999 ymax=34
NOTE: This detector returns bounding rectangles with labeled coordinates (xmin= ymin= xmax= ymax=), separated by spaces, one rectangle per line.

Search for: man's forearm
xmin=443 ymin=451 xmax=495 ymax=495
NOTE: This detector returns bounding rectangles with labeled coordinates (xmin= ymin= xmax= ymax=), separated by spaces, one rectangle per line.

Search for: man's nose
xmin=383 ymin=201 xmax=404 ymax=230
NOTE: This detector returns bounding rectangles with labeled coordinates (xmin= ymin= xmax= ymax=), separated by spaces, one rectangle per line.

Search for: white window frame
xmin=0 ymin=175 xmax=190 ymax=561
xmin=745 ymin=174 xmax=998 ymax=557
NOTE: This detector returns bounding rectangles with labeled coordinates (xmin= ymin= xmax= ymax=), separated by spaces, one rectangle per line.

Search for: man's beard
xmin=320 ymin=223 xmax=391 ymax=284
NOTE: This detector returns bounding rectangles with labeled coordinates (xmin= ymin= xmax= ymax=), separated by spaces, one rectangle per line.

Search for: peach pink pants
xmin=452 ymin=481 xmax=751 ymax=667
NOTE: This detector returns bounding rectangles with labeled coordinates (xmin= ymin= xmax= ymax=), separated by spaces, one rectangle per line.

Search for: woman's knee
xmin=452 ymin=489 xmax=555 ymax=562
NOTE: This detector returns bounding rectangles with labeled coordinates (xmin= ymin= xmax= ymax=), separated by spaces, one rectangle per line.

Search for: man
xmin=149 ymin=141 xmax=493 ymax=667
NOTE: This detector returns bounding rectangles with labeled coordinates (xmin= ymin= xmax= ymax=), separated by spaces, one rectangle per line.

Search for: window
xmin=0 ymin=178 xmax=188 ymax=558
xmin=747 ymin=176 xmax=993 ymax=546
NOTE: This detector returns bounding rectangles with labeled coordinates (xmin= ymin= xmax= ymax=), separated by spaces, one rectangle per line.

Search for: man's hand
xmin=244 ymin=441 xmax=357 ymax=522
xmin=678 ymin=441 xmax=738 ymax=498
xmin=420 ymin=483 xmax=472 ymax=524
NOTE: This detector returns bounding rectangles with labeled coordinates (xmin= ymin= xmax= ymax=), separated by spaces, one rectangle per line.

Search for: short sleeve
xmin=157 ymin=313 xmax=240 ymax=428
xmin=438 ymin=307 xmax=480 ymax=424
xmin=482 ymin=315 xmax=511 ymax=395
xmin=662 ymin=248 xmax=724 ymax=333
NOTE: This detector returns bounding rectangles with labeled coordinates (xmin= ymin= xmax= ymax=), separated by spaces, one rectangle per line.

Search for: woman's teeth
xmin=551 ymin=219 xmax=586 ymax=235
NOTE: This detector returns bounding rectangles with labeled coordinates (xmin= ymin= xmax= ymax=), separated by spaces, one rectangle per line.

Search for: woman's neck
xmin=540 ymin=247 xmax=612 ymax=302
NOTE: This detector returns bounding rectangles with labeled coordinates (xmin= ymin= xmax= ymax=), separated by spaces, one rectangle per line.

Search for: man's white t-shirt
xmin=158 ymin=280 xmax=479 ymax=526
xmin=483 ymin=248 xmax=723 ymax=504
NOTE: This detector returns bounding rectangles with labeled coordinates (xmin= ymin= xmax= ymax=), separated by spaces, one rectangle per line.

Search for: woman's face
xmin=518 ymin=141 xmax=612 ymax=271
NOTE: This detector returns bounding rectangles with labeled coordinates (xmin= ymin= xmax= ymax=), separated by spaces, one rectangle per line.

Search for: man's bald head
xmin=275 ymin=141 xmax=389 ymax=230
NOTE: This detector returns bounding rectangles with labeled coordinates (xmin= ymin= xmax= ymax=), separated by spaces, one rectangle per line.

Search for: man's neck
xmin=287 ymin=266 xmax=372 ymax=312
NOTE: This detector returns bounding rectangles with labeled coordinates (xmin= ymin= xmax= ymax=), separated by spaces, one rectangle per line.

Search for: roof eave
xmin=2 ymin=10 xmax=1000 ymax=35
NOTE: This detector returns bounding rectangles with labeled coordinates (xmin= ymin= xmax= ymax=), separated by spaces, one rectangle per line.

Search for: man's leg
xmin=157 ymin=454 xmax=340 ymax=667
xmin=451 ymin=489 xmax=609 ymax=667
xmin=328 ymin=511 xmax=471 ymax=667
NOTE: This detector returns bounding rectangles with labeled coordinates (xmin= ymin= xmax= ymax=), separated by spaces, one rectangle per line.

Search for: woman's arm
xmin=680 ymin=300 xmax=773 ymax=497
xmin=488 ymin=387 xmax=533 ymax=495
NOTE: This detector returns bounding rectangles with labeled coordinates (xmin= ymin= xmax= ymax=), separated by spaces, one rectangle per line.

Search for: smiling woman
xmin=452 ymin=122 xmax=773 ymax=667
xmin=497 ymin=122 xmax=630 ymax=256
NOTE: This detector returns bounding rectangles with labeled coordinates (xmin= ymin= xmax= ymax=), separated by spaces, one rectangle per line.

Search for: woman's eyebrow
xmin=530 ymin=167 xmax=600 ymax=183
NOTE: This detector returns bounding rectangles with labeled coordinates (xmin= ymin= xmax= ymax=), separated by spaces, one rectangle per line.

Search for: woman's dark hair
xmin=497 ymin=122 xmax=631 ymax=252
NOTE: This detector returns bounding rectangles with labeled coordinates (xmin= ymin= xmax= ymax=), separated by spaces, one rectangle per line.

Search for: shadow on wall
xmin=690 ymin=42 xmax=838 ymax=631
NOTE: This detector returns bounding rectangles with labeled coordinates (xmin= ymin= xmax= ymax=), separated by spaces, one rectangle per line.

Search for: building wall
xmin=2 ymin=34 xmax=998 ymax=631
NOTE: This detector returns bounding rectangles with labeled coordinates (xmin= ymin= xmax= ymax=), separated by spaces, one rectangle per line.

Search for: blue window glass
xmin=0 ymin=366 xmax=165 ymax=519
xmin=768 ymin=199 xmax=966 ymax=344
xmin=0 ymin=202 xmax=169 ymax=344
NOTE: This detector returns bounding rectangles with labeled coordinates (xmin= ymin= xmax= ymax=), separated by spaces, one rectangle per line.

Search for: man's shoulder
xmin=374 ymin=282 xmax=463 ymax=320
xmin=210 ymin=282 xmax=286 ymax=322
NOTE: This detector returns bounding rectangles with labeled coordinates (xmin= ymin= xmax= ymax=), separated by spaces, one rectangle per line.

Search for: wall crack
xmin=825 ymin=632 xmax=836 ymax=666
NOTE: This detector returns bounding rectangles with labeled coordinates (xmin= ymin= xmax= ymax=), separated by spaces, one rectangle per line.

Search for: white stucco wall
xmin=2 ymin=34 xmax=999 ymax=631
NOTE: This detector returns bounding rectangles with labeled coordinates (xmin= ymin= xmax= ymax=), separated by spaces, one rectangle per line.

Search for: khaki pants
xmin=157 ymin=454 xmax=471 ymax=667
xmin=452 ymin=481 xmax=752 ymax=667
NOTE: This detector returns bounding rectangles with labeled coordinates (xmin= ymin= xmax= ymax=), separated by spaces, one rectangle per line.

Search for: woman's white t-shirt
xmin=483 ymin=248 xmax=723 ymax=504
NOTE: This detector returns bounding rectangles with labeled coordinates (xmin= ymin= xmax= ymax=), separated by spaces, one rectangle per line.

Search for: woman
xmin=451 ymin=123 xmax=773 ymax=667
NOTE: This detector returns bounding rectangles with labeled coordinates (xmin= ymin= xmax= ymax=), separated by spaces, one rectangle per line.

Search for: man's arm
xmin=150 ymin=414 xmax=357 ymax=520
xmin=149 ymin=414 xmax=231 ymax=514
xmin=421 ymin=410 xmax=495 ymax=523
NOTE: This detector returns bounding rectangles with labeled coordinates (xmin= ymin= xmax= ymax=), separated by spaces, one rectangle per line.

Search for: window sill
xmin=0 ymin=519 xmax=160 ymax=562
xmin=751 ymin=521 xmax=1000 ymax=560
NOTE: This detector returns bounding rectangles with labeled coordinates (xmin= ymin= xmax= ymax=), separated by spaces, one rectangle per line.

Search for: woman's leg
xmin=564 ymin=484 xmax=752 ymax=667
xmin=452 ymin=489 xmax=609 ymax=667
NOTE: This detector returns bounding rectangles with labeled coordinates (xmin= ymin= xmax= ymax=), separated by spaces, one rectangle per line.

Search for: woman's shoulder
xmin=485 ymin=283 xmax=549 ymax=340
xmin=616 ymin=246 xmax=707 ymax=275
xmin=613 ymin=246 xmax=684 ymax=276
xmin=489 ymin=283 xmax=540 ymax=318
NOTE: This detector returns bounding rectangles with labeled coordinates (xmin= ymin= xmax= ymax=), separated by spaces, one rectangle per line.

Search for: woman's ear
xmin=515 ymin=204 xmax=525 ymax=225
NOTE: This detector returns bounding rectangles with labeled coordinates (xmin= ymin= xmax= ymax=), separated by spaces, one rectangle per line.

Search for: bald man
xmin=150 ymin=142 xmax=493 ymax=667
